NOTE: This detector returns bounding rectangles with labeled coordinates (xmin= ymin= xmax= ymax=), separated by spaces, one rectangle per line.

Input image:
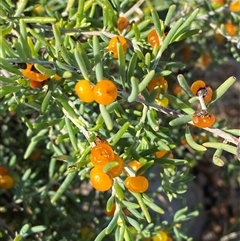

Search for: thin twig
xmin=120 ymin=91 xmax=239 ymax=146
xmin=122 ymin=0 xmax=145 ymax=17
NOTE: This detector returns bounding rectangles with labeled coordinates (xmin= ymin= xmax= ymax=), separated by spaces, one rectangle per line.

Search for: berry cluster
xmin=75 ymin=79 xmax=118 ymax=105
xmin=89 ymin=142 xmax=149 ymax=193
xmin=190 ymin=80 xmax=215 ymax=128
xmin=89 ymin=142 xmax=124 ymax=191
xmin=0 ymin=166 xmax=14 ymax=190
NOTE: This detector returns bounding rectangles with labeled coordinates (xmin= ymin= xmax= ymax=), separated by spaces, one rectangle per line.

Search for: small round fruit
xmin=0 ymin=174 xmax=14 ymax=190
xmin=229 ymin=0 xmax=240 ymax=12
xmin=93 ymin=79 xmax=118 ymax=105
xmin=117 ymin=16 xmax=130 ymax=31
xmin=90 ymin=167 xmax=113 ymax=192
xmin=190 ymin=80 xmax=213 ymax=103
xmin=22 ymin=64 xmax=49 ymax=82
xmin=108 ymin=36 xmax=128 ymax=59
xmin=128 ymin=160 xmax=143 ymax=172
xmin=155 ymin=97 xmax=169 ymax=107
xmin=192 ymin=110 xmax=216 ymax=128
xmin=147 ymin=77 xmax=168 ymax=98
xmin=29 ymin=79 xmax=47 ymax=89
xmin=0 ymin=166 xmax=8 ymax=175
xmin=155 ymin=150 xmax=169 ymax=158
xmin=108 ymin=154 xmax=124 ymax=178
xmin=75 ymin=80 xmax=95 ymax=103
xmin=124 ymin=176 xmax=149 ymax=193
xmin=148 ymin=29 xmax=160 ymax=48
xmin=90 ymin=143 xmax=115 ymax=167
xmin=225 ymin=22 xmax=237 ymax=36
xmin=152 ymin=230 xmax=168 ymax=241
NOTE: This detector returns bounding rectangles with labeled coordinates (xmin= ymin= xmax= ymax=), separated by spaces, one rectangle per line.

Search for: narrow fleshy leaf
xmin=185 ymin=126 xmax=207 ymax=151
xmin=203 ymin=142 xmax=237 ymax=155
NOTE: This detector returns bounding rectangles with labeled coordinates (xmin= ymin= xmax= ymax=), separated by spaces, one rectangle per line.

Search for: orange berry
xmin=128 ymin=160 xmax=143 ymax=172
xmin=108 ymin=154 xmax=124 ymax=178
xmin=29 ymin=79 xmax=47 ymax=89
xmin=117 ymin=16 xmax=130 ymax=31
xmin=229 ymin=0 xmax=240 ymax=12
xmin=0 ymin=174 xmax=14 ymax=190
xmin=148 ymin=29 xmax=160 ymax=48
xmin=22 ymin=64 xmax=48 ymax=82
xmin=0 ymin=166 xmax=8 ymax=175
xmin=124 ymin=176 xmax=149 ymax=193
xmin=108 ymin=36 xmax=128 ymax=59
xmin=190 ymin=80 xmax=213 ymax=103
xmin=75 ymin=80 xmax=95 ymax=103
xmin=155 ymin=97 xmax=169 ymax=107
xmin=90 ymin=166 xmax=113 ymax=192
xmin=147 ymin=77 xmax=168 ymax=98
xmin=152 ymin=230 xmax=168 ymax=241
xmin=93 ymin=79 xmax=118 ymax=105
xmin=198 ymin=51 xmax=212 ymax=67
xmin=90 ymin=143 xmax=115 ymax=167
xmin=29 ymin=148 xmax=41 ymax=161
xmin=155 ymin=150 xmax=169 ymax=158
xmin=192 ymin=110 xmax=216 ymax=128
xmin=225 ymin=22 xmax=237 ymax=36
